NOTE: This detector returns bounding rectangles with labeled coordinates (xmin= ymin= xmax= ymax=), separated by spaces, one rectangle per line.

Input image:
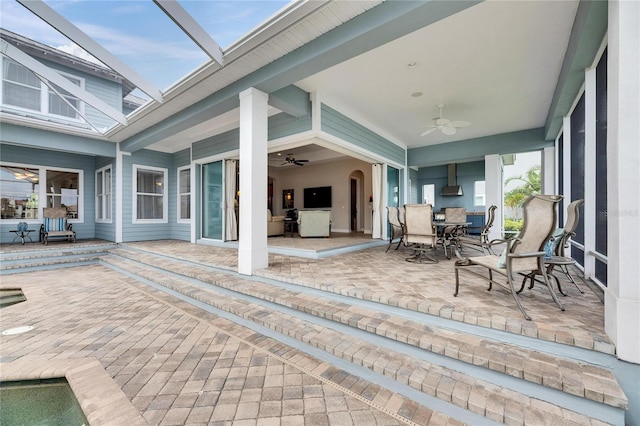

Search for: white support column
xmin=238 ymin=88 xmax=269 ymax=275
xmin=605 ymin=0 xmax=640 ymax=364
xmin=115 ymin=144 xmax=128 ymax=243
xmin=190 ymin=161 xmax=197 ymax=244
xmin=542 ymin=147 xmax=555 ymax=195
xmin=584 ymin=66 xmax=597 ymax=279
xmin=485 ymin=154 xmax=502 ymax=241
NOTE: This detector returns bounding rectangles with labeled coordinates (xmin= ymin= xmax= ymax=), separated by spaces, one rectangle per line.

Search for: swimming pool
xmin=0 ymin=378 xmax=88 ymax=425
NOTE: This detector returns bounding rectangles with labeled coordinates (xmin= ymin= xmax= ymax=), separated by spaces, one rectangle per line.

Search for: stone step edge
xmin=116 ymin=265 xmax=464 ymax=426
xmin=117 ymin=241 xmax=614 ymax=356
xmin=107 ymin=247 xmax=628 ymax=410
xmin=0 ymin=255 xmax=103 ymax=270
xmin=101 ymin=254 xmax=626 ymax=425
xmin=0 ymin=244 xmax=115 ymax=261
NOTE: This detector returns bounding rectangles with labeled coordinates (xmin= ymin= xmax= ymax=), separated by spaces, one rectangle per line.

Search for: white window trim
xmin=45 ymin=167 xmax=84 ymax=222
xmin=95 ymin=165 xmax=112 ymax=223
xmin=133 ymin=164 xmax=168 ymax=224
xmin=0 ymin=162 xmax=83 ymax=224
xmin=474 ymin=180 xmax=486 ymax=207
xmin=177 ymin=165 xmax=191 ymax=223
xmin=1 ymin=57 xmax=85 ymax=123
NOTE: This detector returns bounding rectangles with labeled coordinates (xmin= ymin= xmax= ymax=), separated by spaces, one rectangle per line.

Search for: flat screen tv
xmin=304 ymin=186 xmax=332 ymax=209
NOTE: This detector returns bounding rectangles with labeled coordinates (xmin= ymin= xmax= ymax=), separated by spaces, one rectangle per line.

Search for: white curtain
xmin=225 ymin=159 xmax=238 ymax=241
xmin=372 ymin=163 xmax=383 ymax=239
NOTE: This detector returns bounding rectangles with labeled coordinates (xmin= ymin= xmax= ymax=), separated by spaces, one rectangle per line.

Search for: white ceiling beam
xmin=16 ymin=0 xmax=163 ymax=103
xmin=1 ymin=40 xmax=127 ymax=125
xmin=153 ymin=0 xmax=224 ymax=66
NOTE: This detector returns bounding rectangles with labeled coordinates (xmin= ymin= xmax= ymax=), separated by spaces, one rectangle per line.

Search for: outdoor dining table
xmin=433 ymin=221 xmax=471 ymax=259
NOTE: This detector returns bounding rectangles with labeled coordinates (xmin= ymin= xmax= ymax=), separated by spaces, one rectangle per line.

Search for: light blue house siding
xmin=121 ymin=149 xmax=173 ymax=242
xmin=269 ymin=112 xmax=312 ymax=140
xmin=0 ymin=143 xmax=97 ymax=244
xmin=409 ymin=168 xmax=419 ymax=204
xmin=192 ymin=130 xmax=239 ymax=161
xmin=95 ymin=156 xmax=116 ymax=242
xmin=171 ymin=148 xmax=191 ymax=241
xmin=321 ymin=104 xmax=405 ymax=165
xmin=408 ymin=128 xmax=552 ymax=168
xmin=417 ymin=161 xmax=485 ymax=213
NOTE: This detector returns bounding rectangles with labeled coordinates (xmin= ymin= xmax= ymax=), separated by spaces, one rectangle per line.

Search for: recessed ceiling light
xmin=406 ymin=61 xmax=419 ymax=69
xmin=411 ymin=92 xmax=423 ymax=98
xmin=277 ymin=153 xmax=282 ymax=156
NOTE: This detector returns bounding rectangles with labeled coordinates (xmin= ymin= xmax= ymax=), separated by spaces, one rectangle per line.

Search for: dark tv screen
xmin=304 ymin=186 xmax=332 ymax=209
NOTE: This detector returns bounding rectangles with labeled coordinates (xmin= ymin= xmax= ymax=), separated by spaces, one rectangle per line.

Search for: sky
xmin=1 ymin=0 xmax=290 ymax=91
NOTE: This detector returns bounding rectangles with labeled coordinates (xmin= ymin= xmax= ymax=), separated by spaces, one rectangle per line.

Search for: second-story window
xmin=48 ymin=77 xmax=81 ymax=119
xmin=2 ymin=58 xmax=41 ymax=111
xmin=2 ymin=58 xmax=83 ymax=121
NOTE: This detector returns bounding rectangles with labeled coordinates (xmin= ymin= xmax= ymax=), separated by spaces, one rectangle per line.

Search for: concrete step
xmin=103 ymin=246 xmax=628 ymax=425
xmin=0 ymin=242 xmax=116 ymax=274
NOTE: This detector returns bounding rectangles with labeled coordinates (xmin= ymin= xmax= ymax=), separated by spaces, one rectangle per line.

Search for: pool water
xmin=0 ymin=378 xmax=88 ymax=425
xmin=0 ymin=289 xmax=26 ymax=309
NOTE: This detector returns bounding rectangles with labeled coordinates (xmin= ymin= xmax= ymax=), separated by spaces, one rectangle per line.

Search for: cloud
xmin=54 ymin=43 xmax=105 ymax=66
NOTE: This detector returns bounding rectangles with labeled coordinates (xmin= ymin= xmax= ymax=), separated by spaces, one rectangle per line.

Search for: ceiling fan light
xmin=442 ymin=126 xmax=457 ymax=135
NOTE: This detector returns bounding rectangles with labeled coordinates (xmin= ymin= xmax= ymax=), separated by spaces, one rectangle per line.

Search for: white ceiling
xmin=295 ymin=0 xmax=579 ymax=150
xmin=153 ymin=1 xmax=579 ymax=161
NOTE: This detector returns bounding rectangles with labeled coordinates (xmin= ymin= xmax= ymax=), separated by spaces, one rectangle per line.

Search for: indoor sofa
xmin=297 ymin=210 xmax=331 ymax=237
xmin=267 ymin=209 xmax=285 ymax=236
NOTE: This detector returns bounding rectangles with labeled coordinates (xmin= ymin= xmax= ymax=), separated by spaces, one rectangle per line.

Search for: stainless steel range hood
xmin=441 ymin=164 xmax=463 ymax=196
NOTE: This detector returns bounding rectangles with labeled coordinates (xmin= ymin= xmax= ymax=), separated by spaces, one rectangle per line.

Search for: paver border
xmin=0 ymin=357 xmax=146 ymax=426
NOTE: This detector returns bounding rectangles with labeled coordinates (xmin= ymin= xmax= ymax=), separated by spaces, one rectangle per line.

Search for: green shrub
xmin=504 ymin=218 xmax=523 ymax=232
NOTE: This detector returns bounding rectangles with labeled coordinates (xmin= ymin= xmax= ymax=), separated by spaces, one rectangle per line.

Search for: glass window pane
xmin=570 ymin=94 xmax=585 ymax=247
xmin=474 ymin=181 xmax=485 ymax=206
xmin=137 ymin=169 xmax=164 ymax=194
xmin=180 ymin=195 xmax=190 ymax=220
xmin=105 ymin=170 xmax=111 ymax=193
xmin=2 ymin=60 xmax=41 ymax=111
xmin=105 ymin=194 xmax=111 ymax=219
xmin=46 ymin=171 xmax=79 ymax=216
xmin=137 ymin=195 xmax=163 ymax=220
xmin=179 ymin=169 xmax=190 ymax=193
xmin=96 ymin=171 xmax=103 ymax=195
xmin=0 ymin=166 xmax=39 ymax=219
xmin=48 ymin=77 xmax=81 ymax=119
xmin=595 ymin=49 xmax=607 ymax=259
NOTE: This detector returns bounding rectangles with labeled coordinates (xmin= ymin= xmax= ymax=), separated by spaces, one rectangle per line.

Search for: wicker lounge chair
xmin=454 ymin=194 xmax=564 ymax=320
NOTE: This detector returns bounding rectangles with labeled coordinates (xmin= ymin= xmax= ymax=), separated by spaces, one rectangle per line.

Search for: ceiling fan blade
xmin=450 ymin=120 xmax=471 ymax=128
xmin=297 ymin=159 xmax=309 ymax=163
xmin=441 ymin=126 xmax=457 ymax=135
xmin=294 ymin=162 xmax=304 ymax=166
xmin=421 ymin=128 xmax=437 ymax=136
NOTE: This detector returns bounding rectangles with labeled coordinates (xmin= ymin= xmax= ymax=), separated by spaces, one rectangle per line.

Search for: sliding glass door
xmin=202 ymin=161 xmax=223 ymax=240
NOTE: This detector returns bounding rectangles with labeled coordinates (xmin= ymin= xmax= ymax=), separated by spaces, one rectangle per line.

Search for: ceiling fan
xmin=421 ymin=104 xmax=471 ymax=136
xmin=282 ymin=153 xmax=309 ymax=166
